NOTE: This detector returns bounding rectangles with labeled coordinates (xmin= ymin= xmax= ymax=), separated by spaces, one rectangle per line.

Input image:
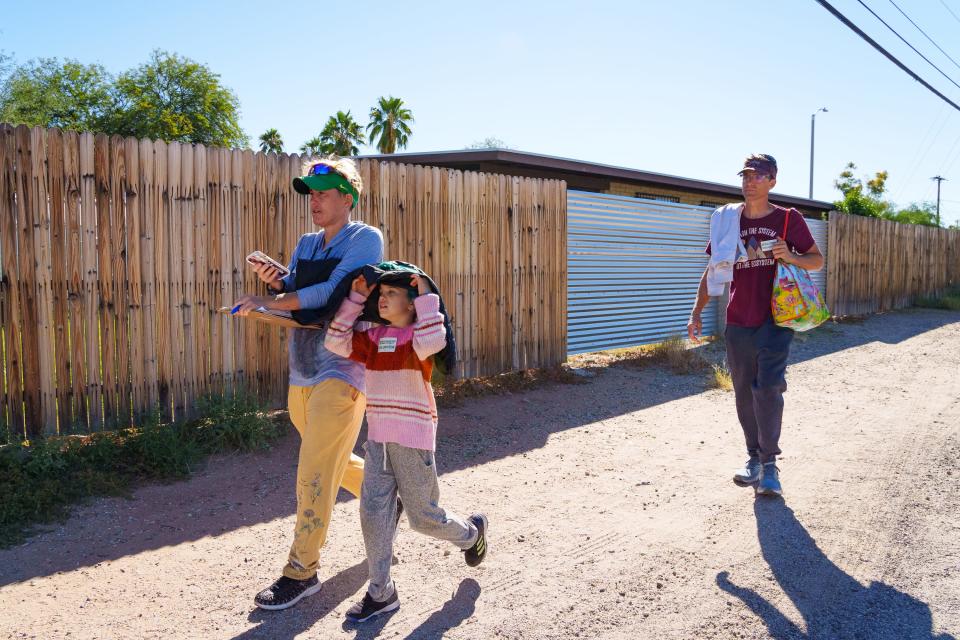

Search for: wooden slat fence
xmin=0 ymin=125 xmax=567 ymax=437
xmin=827 ymin=211 xmax=960 ymax=316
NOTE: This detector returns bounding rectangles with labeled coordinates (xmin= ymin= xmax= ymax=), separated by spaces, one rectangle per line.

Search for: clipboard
xmin=217 ymin=306 xmax=322 ymax=330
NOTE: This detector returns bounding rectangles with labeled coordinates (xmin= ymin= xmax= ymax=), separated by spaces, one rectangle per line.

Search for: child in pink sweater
xmin=325 ymin=272 xmax=488 ymax=623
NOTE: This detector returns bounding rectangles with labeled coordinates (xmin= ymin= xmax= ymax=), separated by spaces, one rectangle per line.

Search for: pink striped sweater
xmin=324 ymin=290 xmax=446 ymax=451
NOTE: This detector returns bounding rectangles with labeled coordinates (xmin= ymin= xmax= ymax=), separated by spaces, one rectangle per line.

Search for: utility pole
xmin=931 ymin=175 xmax=946 ymax=226
xmin=810 ymin=107 xmax=828 ymax=199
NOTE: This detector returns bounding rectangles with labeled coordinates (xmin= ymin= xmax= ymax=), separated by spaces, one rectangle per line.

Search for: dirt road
xmin=2 ymin=308 xmax=958 ymax=639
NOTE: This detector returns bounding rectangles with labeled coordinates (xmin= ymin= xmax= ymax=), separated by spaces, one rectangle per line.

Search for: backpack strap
xmin=781 ymin=208 xmax=790 ymax=239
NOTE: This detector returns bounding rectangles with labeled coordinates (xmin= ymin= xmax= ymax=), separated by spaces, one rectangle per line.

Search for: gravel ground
xmin=1 ymin=308 xmax=958 ymax=640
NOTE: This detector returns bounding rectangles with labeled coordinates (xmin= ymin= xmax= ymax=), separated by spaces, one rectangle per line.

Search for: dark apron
xmin=289 ymin=244 xmax=342 ymax=327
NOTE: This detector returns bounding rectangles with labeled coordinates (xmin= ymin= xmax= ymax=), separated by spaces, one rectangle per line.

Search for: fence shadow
xmin=1 ymin=309 xmax=957 ymax=588
xmin=716 ymin=500 xmax=955 ymax=640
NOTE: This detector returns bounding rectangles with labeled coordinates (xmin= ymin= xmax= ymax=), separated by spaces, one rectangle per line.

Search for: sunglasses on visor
xmin=309 ymin=163 xmax=341 ymax=177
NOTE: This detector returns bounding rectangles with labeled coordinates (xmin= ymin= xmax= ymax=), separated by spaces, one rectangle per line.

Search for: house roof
xmin=357 ymin=148 xmax=835 ymax=213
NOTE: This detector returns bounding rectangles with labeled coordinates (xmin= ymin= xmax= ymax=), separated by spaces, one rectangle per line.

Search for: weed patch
xmin=0 ymin=393 xmax=279 ymax=548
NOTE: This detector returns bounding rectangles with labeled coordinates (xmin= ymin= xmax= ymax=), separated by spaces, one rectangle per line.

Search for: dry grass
xmin=578 ymin=336 xmax=710 ymax=374
xmin=648 ymin=336 xmax=710 ymax=374
xmin=434 ymin=366 xmax=587 ymax=408
xmin=708 ymin=363 xmax=733 ymax=391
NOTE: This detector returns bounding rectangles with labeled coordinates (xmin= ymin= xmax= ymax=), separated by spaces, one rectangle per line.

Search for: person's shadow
xmin=717 ymin=500 xmax=955 ymax=639
xmin=403 ymin=578 xmax=481 ymax=639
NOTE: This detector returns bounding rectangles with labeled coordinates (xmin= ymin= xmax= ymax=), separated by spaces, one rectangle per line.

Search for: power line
xmin=814 ymin=0 xmax=960 ymax=113
xmin=887 ymin=0 xmax=960 ymax=74
xmin=855 ymin=0 xmax=960 ymax=92
xmin=894 ymin=107 xmax=951 ymax=201
xmin=940 ymin=0 xmax=960 ymax=25
xmin=943 ymin=133 xmax=960 ymax=175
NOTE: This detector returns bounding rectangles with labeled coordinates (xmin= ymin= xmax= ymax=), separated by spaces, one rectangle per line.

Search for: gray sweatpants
xmin=725 ymin=319 xmax=795 ymax=464
xmin=361 ymin=440 xmax=478 ymax=602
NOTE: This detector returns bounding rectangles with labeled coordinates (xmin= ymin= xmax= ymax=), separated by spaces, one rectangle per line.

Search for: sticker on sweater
xmin=377 ymin=337 xmax=397 ymax=353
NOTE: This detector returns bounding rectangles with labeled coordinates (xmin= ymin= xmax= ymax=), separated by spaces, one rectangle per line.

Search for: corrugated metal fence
xmin=806 ymin=217 xmax=828 ymax=296
xmin=567 ymin=191 xmax=720 ymax=354
xmin=568 ymin=192 xmax=830 ymax=354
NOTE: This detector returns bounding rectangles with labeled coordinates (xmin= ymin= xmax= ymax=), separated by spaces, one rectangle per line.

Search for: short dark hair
xmin=747 ymin=153 xmax=777 ymax=166
xmin=738 ymin=153 xmax=778 ymax=178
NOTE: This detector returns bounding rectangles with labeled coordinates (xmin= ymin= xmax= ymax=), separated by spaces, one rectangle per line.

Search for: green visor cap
xmin=292 ymin=173 xmax=360 ymax=209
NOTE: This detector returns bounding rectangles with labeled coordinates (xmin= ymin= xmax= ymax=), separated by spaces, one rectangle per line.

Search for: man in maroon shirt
xmin=688 ymin=154 xmax=824 ymax=496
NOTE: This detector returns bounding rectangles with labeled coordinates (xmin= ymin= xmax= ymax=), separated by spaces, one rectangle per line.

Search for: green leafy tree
xmin=0 ymin=57 xmax=114 ymax=131
xmin=833 ymin=162 xmax=895 ymax=219
xmin=367 ymin=96 xmax=413 ymax=154
xmin=258 ymin=128 xmax=284 ymax=154
xmin=887 ymin=202 xmax=939 ymax=227
xmin=299 ymin=136 xmax=329 ymax=157
xmin=833 ymin=162 xmax=942 ymax=226
xmin=107 ymin=50 xmax=248 ymax=148
xmin=319 ymin=110 xmax=365 ymax=156
xmin=0 ymin=50 xmax=13 ymax=86
xmin=866 ymin=170 xmax=889 ymax=198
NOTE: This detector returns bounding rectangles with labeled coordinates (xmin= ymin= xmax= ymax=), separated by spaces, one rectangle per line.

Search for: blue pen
xmin=231 ymin=304 xmax=242 ymax=315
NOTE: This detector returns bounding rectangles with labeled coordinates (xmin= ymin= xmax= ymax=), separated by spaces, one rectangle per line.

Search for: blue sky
xmin=3 ymin=0 xmax=960 ymax=225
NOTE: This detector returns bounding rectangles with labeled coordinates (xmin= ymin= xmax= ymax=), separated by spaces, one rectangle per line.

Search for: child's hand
xmin=352 ymin=275 xmax=374 ymax=297
xmin=410 ymin=274 xmax=431 ymax=295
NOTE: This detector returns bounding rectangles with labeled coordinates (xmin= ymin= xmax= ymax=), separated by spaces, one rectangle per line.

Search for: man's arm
xmin=687 ymin=267 xmax=711 ymax=343
xmin=772 ymin=240 xmax=824 ymax=272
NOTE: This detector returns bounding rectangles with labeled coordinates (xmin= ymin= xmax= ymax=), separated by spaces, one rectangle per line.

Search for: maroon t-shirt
xmin=707 ymin=206 xmax=816 ymax=327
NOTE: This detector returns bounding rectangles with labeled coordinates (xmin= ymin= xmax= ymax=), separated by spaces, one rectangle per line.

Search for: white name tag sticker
xmin=377 ymin=337 xmax=398 ymax=353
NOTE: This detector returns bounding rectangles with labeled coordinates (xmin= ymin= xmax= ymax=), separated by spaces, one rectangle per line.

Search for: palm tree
xmin=319 ymin=110 xmax=365 ymax=157
xmin=367 ymin=96 xmax=414 ymax=154
xmin=299 ymin=136 xmax=329 ymax=158
xmin=258 ymin=128 xmax=284 ymax=154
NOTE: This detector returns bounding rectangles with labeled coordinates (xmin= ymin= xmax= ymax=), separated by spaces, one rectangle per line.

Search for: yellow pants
xmin=284 ymin=379 xmax=366 ymax=580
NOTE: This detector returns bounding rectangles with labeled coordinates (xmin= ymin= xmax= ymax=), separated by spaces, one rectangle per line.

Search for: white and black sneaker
xmin=254 ymin=575 xmax=321 ymax=610
xmin=345 ymin=589 xmax=400 ymax=623
xmin=463 ymin=513 xmax=489 ymax=567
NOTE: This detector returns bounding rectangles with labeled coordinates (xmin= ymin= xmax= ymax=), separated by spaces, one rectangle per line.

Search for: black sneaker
xmin=254 ymin=575 xmax=321 ymax=610
xmin=463 ymin=513 xmax=489 ymax=567
xmin=345 ymin=589 xmax=400 ymax=623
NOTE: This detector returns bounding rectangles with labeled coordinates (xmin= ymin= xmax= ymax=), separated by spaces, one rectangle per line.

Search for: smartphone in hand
xmin=245 ymin=251 xmax=291 ymax=277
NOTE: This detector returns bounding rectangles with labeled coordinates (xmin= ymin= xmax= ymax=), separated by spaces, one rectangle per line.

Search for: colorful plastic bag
xmin=770 ymin=213 xmax=830 ymax=331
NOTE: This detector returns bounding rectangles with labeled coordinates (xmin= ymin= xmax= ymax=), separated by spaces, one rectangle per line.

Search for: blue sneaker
xmin=733 ymin=456 xmax=762 ymax=485
xmin=756 ymin=462 xmax=782 ymax=496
